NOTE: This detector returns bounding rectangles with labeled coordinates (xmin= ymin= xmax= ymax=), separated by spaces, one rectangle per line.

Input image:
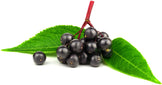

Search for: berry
xmin=102 ymin=49 xmax=112 ymax=59
xmin=69 ymin=39 xmax=83 ymax=53
xmin=56 ymin=45 xmax=71 ymax=64
xmin=98 ymin=37 xmax=111 ymax=51
xmin=67 ymin=54 xmax=79 ymax=67
xmin=84 ymin=27 xmax=97 ymax=41
xmin=85 ymin=42 xmax=97 ymax=53
xmin=80 ymin=38 xmax=85 ymax=44
xmin=90 ymin=55 xmax=101 ymax=67
xmin=80 ymin=38 xmax=86 ymax=49
xmin=61 ymin=33 xmax=74 ymax=45
xmin=33 ymin=51 xmax=46 ymax=65
xmin=78 ymin=52 xmax=88 ymax=64
xmin=98 ymin=32 xmax=109 ymax=38
xmin=57 ymin=56 xmax=67 ymax=64
xmin=96 ymin=36 xmax=101 ymax=42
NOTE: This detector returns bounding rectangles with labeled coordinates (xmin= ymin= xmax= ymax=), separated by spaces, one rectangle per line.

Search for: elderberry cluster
xmin=56 ymin=27 xmax=112 ymax=67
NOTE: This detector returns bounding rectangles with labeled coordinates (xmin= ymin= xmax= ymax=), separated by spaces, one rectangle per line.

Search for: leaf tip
xmin=154 ymin=79 xmax=162 ymax=84
xmin=1 ymin=49 xmax=7 ymax=51
xmin=1 ymin=48 xmax=13 ymax=52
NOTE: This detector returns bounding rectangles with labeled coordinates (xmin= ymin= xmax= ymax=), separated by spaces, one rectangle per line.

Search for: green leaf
xmin=2 ymin=25 xmax=161 ymax=84
xmin=2 ymin=25 xmax=84 ymax=55
xmin=104 ymin=37 xmax=161 ymax=84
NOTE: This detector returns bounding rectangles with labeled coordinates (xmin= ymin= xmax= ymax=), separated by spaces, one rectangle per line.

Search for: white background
xmin=0 ymin=0 xmax=162 ymax=85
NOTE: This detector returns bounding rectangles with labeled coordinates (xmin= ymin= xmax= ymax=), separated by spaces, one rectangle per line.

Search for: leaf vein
xmin=113 ymin=50 xmax=154 ymax=80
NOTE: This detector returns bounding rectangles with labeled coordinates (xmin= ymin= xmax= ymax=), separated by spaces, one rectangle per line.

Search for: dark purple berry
xmin=78 ymin=52 xmax=88 ymax=64
xmin=80 ymin=38 xmax=86 ymax=49
xmin=85 ymin=42 xmax=97 ymax=53
xmin=84 ymin=27 xmax=97 ymax=41
xmin=102 ymin=49 xmax=112 ymax=59
xmin=67 ymin=54 xmax=79 ymax=67
xmin=90 ymin=55 xmax=101 ymax=67
xmin=98 ymin=37 xmax=111 ymax=51
xmin=69 ymin=39 xmax=83 ymax=53
xmin=61 ymin=33 xmax=74 ymax=45
xmin=98 ymin=32 xmax=109 ymax=38
xmin=33 ymin=51 xmax=46 ymax=65
xmin=56 ymin=45 xmax=70 ymax=64
xmin=80 ymin=38 xmax=85 ymax=44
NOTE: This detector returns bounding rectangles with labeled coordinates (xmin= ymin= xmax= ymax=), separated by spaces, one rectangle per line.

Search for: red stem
xmin=77 ymin=21 xmax=87 ymax=39
xmin=73 ymin=21 xmax=87 ymax=36
xmin=77 ymin=1 xmax=95 ymax=39
xmin=87 ymin=20 xmax=94 ymax=27
xmin=85 ymin=1 xmax=94 ymax=20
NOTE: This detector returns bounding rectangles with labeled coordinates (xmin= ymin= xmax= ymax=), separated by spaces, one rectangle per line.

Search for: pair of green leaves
xmin=2 ymin=25 xmax=161 ymax=84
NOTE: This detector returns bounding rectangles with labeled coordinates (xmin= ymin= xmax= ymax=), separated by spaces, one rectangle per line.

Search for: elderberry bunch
xmin=56 ymin=27 xmax=112 ymax=68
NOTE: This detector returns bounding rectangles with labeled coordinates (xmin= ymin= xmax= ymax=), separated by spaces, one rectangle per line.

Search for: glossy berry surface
xmin=61 ymin=33 xmax=74 ymax=45
xmin=80 ymin=38 xmax=85 ymax=49
xmin=69 ymin=39 xmax=83 ymax=53
xmin=84 ymin=27 xmax=97 ymax=41
xmin=85 ymin=42 xmax=97 ymax=53
xmin=98 ymin=37 xmax=112 ymax=50
xmin=80 ymin=38 xmax=85 ymax=44
xmin=78 ymin=52 xmax=88 ymax=64
xmin=102 ymin=49 xmax=112 ymax=59
xmin=57 ymin=56 xmax=67 ymax=64
xmin=33 ymin=51 xmax=46 ymax=65
xmin=56 ymin=45 xmax=70 ymax=63
xmin=67 ymin=54 xmax=79 ymax=67
xmin=98 ymin=32 xmax=109 ymax=38
xmin=90 ymin=55 xmax=101 ymax=67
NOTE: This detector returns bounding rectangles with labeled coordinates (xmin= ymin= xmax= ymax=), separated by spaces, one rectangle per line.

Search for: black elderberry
xmin=90 ymin=55 xmax=101 ymax=67
xmin=69 ymin=39 xmax=83 ymax=53
xmin=67 ymin=54 xmax=79 ymax=67
xmin=98 ymin=37 xmax=112 ymax=51
xmin=84 ymin=27 xmax=97 ymax=41
xmin=78 ymin=52 xmax=88 ymax=64
xmin=61 ymin=33 xmax=74 ymax=45
xmin=85 ymin=41 xmax=97 ymax=53
xmin=101 ymin=49 xmax=112 ymax=59
xmin=98 ymin=32 xmax=109 ymax=38
xmin=33 ymin=51 xmax=46 ymax=65
xmin=80 ymin=38 xmax=85 ymax=44
xmin=56 ymin=45 xmax=71 ymax=64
